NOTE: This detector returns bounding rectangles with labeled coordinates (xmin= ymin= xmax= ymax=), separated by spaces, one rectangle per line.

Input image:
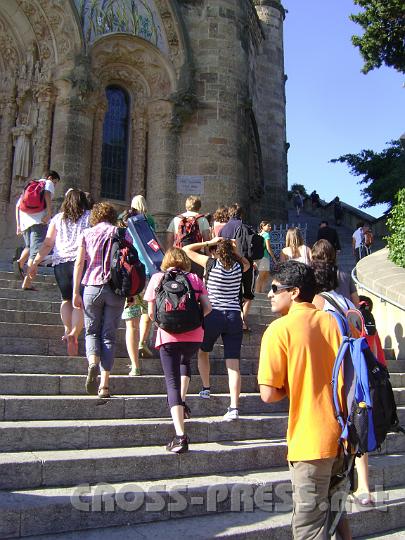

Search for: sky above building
xmin=283 ymin=0 xmax=404 ymax=218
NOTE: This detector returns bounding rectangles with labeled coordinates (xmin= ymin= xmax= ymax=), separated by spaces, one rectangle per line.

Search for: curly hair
xmin=89 ymin=202 xmax=117 ymax=227
xmin=161 ymin=248 xmax=191 ymax=272
xmin=213 ymin=206 xmax=229 ymax=224
xmin=285 ymin=227 xmax=304 ymax=258
xmin=272 ymin=261 xmax=316 ymax=302
xmin=185 ymin=196 xmax=201 ymax=212
xmin=311 ymin=239 xmax=336 ymax=264
xmin=310 ymin=261 xmax=338 ymax=293
xmin=215 ymin=240 xmax=240 ymax=270
xmin=61 ymin=189 xmax=88 ymax=223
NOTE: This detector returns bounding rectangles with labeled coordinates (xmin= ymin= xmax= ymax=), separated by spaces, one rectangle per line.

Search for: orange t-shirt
xmin=258 ymin=302 xmax=343 ymax=461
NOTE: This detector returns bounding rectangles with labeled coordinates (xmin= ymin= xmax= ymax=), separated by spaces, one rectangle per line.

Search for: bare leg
xmin=70 ymin=305 xmax=84 ymax=339
xmin=181 ymin=375 xmax=190 ymax=401
xmin=353 ymin=454 xmax=372 ymax=503
xmin=60 ymin=300 xmax=73 ymax=337
xmin=198 ymin=350 xmax=210 ymax=388
xmin=226 ymin=358 xmax=241 ymax=409
xmin=18 ymin=247 xmax=30 ymax=269
xmin=255 ymin=271 xmax=270 ymax=293
xmin=171 ymin=405 xmax=185 ymax=436
xmin=139 ymin=313 xmax=152 ymax=345
xmin=22 ymin=259 xmax=34 ymax=289
xmin=125 ymin=319 xmax=141 ymax=372
xmin=242 ymin=299 xmax=252 ymax=329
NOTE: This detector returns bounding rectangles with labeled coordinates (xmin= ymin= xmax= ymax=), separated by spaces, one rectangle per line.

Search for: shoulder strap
xmin=205 ymin=257 xmax=217 ymax=284
xmin=320 ymin=292 xmax=346 ymax=318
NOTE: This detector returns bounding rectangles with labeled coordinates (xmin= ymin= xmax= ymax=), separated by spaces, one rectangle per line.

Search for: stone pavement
xmin=0 ymin=269 xmax=404 ymax=538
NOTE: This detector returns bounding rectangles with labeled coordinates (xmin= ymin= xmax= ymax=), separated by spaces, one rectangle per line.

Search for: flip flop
xmin=351 ymin=493 xmax=374 ymax=506
xmin=66 ymin=335 xmax=79 ymax=356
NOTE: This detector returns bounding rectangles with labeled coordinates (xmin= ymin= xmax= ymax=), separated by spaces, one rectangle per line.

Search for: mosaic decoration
xmin=74 ymin=0 xmax=167 ymax=52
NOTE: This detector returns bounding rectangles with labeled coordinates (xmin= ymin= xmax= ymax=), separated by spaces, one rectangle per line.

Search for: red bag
xmin=174 ymin=214 xmax=203 ymax=247
xmin=19 ymin=180 xmax=46 ymax=214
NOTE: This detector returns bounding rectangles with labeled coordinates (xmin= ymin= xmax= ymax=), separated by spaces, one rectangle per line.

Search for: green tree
xmin=331 ymin=140 xmax=405 ymax=209
xmin=350 ymin=1 xmax=405 ymax=74
xmin=386 ymin=188 xmax=405 ymax=267
xmin=290 ymin=183 xmax=308 ymax=197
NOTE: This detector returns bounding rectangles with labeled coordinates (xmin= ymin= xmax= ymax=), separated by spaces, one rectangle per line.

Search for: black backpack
xmin=358 ymin=301 xmax=377 ymax=336
xmin=154 ymin=270 xmax=202 ymax=333
xmin=103 ymin=228 xmax=146 ymax=297
xmin=235 ymin=223 xmax=264 ymax=260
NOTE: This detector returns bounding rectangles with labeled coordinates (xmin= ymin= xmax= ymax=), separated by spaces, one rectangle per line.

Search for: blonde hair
xmin=185 ymin=196 xmax=201 ymax=212
xmin=131 ymin=195 xmax=148 ymax=214
xmin=285 ymin=227 xmax=304 ymax=258
xmin=161 ymin=248 xmax=191 ymax=272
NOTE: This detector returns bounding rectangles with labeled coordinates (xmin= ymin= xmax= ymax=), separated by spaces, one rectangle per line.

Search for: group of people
xmin=15 ymin=182 xmax=384 ymax=538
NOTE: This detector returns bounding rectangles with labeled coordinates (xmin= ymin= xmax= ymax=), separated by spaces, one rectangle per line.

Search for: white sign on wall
xmin=176 ymin=175 xmax=204 ymax=195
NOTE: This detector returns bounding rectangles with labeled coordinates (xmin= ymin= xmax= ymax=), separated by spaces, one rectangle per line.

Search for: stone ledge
xmin=357 ymin=248 xmax=405 ymax=309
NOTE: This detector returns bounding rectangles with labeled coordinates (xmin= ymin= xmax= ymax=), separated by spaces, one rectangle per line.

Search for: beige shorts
xmin=257 ymin=257 xmax=270 ymax=272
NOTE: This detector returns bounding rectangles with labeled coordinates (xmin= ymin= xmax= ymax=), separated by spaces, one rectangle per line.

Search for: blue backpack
xmin=330 ymin=310 xmax=403 ymax=455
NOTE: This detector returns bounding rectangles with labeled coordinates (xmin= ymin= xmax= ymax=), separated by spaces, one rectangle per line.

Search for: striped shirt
xmin=206 ymin=259 xmax=242 ymax=311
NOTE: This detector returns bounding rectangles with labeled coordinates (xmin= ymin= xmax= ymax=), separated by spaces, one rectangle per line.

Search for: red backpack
xmin=19 ymin=180 xmax=46 ymax=214
xmin=174 ymin=214 xmax=204 ymax=247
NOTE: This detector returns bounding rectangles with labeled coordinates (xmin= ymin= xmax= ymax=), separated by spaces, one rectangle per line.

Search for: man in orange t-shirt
xmin=258 ymin=261 xmax=352 ymax=540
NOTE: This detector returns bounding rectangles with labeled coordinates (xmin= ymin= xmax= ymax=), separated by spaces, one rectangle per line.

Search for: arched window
xmin=101 ymin=86 xmax=129 ymax=200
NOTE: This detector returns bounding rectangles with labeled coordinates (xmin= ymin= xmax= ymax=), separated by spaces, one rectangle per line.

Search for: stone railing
xmin=354 ymin=248 xmax=405 ymax=360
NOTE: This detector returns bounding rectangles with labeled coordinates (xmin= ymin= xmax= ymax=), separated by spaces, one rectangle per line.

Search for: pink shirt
xmin=144 ymin=271 xmax=208 ymax=348
xmin=80 ymin=223 xmax=132 ymax=286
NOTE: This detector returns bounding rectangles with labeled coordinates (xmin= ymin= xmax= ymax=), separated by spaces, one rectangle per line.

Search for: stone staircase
xmin=0 ymin=271 xmax=404 ymax=539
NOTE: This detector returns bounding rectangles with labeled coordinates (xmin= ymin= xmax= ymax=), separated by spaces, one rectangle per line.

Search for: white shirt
xmin=167 ymin=211 xmax=210 ymax=234
xmin=18 ymin=179 xmax=55 ymax=231
xmin=352 ymin=228 xmax=364 ymax=249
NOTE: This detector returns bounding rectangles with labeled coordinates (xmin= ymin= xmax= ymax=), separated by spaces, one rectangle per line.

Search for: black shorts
xmin=54 ymin=261 xmax=75 ymax=301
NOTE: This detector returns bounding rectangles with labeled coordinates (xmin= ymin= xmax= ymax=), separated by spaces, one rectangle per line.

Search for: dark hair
xmin=61 ymin=189 xmax=88 ymax=223
xmin=118 ymin=208 xmax=139 ymax=227
xmin=84 ymin=192 xmax=95 ymax=210
xmin=215 ymin=239 xmax=240 ymax=270
xmin=272 ymin=261 xmax=317 ymax=302
xmin=213 ymin=205 xmax=229 ymax=224
xmin=311 ymin=239 xmax=336 ymax=264
xmin=356 ymin=221 xmax=365 ymax=229
xmin=359 ymin=295 xmax=373 ymax=311
xmin=205 ymin=213 xmax=213 ymax=227
xmin=310 ymin=261 xmax=338 ymax=293
xmin=46 ymin=170 xmax=60 ymax=181
xmin=90 ymin=202 xmax=117 ymax=226
xmin=228 ymin=203 xmax=243 ymax=220
xmin=320 ymin=220 xmax=328 ymax=226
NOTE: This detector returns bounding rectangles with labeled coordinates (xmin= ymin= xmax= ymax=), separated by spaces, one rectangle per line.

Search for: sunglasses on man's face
xmin=270 ymin=283 xmax=293 ymax=294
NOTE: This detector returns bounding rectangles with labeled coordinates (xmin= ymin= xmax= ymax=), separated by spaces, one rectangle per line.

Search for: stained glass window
xmin=101 ymin=86 xmax=129 ymax=201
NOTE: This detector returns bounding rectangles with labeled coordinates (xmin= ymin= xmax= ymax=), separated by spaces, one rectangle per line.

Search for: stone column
xmin=0 ymin=98 xmax=17 ymax=203
xmin=89 ymin=97 xmax=107 ymax=202
xmin=146 ymin=100 xmax=179 ymax=233
xmin=129 ymin=101 xmax=147 ymax=198
xmin=32 ymin=83 xmax=56 ymax=178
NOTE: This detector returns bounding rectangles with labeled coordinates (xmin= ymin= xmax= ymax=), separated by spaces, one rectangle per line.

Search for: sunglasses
xmin=270 ymin=283 xmax=293 ymax=294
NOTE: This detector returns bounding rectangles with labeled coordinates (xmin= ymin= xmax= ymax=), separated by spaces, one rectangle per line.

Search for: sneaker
xmin=183 ymin=402 xmax=191 ymax=419
xmin=199 ymin=388 xmax=210 ymax=399
xmin=129 ymin=368 xmax=141 ymax=376
xmin=138 ymin=342 xmax=153 ymax=359
xmin=166 ymin=435 xmax=189 ymax=454
xmin=223 ymin=407 xmax=239 ymax=421
xmin=85 ymin=363 xmax=99 ymax=395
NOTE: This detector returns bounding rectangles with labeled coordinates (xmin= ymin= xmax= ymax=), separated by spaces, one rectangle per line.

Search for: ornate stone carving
xmin=11 ymin=113 xmax=33 ymax=181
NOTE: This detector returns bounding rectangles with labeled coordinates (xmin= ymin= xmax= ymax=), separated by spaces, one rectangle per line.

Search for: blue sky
xmin=283 ymin=0 xmax=404 ymax=218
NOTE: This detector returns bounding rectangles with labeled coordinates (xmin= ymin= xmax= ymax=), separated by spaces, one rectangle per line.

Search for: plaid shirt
xmin=80 ymin=222 xmax=132 ymax=286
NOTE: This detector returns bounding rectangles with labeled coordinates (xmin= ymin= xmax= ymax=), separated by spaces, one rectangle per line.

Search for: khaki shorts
xmin=289 ymin=456 xmax=349 ymax=540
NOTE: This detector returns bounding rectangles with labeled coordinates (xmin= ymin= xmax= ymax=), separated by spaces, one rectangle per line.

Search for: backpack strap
xmin=320 ymin=292 xmax=347 ymax=318
xmin=204 ymin=257 xmax=216 ymax=285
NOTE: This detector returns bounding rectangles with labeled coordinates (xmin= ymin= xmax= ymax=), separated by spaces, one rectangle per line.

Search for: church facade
xmin=0 ymin=0 xmax=287 ymax=253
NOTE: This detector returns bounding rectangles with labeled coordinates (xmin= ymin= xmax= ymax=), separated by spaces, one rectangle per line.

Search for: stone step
xmin=0 ymin=271 xmax=55 ymax=283
xmin=0 ymin=438 xmax=288 ymax=490
xmin=0 ymin=373 xmax=259 ymax=396
xmin=0 ymin=413 xmax=288 ymax=452
xmin=0 ymin=287 xmax=60 ymax=302
xmin=0 ymin=393 xmax=286 ymax=421
xmin=3 ymin=468 xmax=405 ymax=539
xmin=0 ymin=297 xmax=61 ymax=314
xmin=0 ymin=355 xmax=260 ymax=375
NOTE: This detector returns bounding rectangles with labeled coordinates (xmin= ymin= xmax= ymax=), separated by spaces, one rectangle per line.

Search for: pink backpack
xmin=19 ymin=180 xmax=46 ymax=214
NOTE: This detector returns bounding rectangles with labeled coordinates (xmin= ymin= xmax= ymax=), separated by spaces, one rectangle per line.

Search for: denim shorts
xmin=23 ymin=224 xmax=47 ymax=260
xmin=201 ymin=309 xmax=243 ymax=359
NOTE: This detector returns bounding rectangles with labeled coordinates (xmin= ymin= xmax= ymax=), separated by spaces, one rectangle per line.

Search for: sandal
xmin=98 ymin=386 xmax=111 ymax=399
xmin=85 ymin=363 xmax=99 ymax=395
xmin=129 ymin=368 xmax=141 ymax=376
xmin=351 ymin=492 xmax=374 ymax=506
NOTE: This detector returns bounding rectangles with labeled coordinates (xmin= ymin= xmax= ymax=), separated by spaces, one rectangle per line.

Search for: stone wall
xmin=356 ymin=248 xmax=405 ymax=360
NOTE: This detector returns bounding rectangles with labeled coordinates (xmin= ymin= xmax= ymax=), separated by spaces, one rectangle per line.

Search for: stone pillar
xmin=89 ymin=97 xmax=107 ymax=202
xmin=146 ymin=100 xmax=179 ymax=232
xmin=0 ymin=97 xmax=17 ymax=204
xmin=253 ymin=0 xmax=288 ymax=221
xmin=129 ymin=101 xmax=147 ymax=198
xmin=32 ymin=83 xmax=56 ymax=178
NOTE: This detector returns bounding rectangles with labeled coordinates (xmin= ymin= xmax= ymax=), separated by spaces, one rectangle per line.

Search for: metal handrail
xmin=351 ymin=268 xmax=405 ymax=311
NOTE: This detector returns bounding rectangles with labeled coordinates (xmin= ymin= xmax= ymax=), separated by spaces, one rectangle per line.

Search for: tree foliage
xmin=331 ymin=140 xmax=405 ymax=209
xmin=289 ymin=183 xmax=308 ymax=197
xmin=350 ymin=1 xmax=405 ymax=74
xmin=386 ymin=188 xmax=405 ymax=267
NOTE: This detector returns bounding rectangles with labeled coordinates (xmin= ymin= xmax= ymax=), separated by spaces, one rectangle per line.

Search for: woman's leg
xmin=354 ymin=453 xmax=372 ymax=503
xmin=60 ymin=300 xmax=73 ymax=337
xmin=83 ymin=286 xmax=104 ymax=394
xmin=225 ymin=358 xmax=241 ymax=409
xmin=99 ymin=286 xmax=125 ymax=388
xmin=160 ymin=343 xmax=185 ymax=436
xmin=125 ymin=318 xmax=141 ymax=373
xmin=198 ymin=350 xmax=210 ymax=388
xmin=180 ymin=343 xmax=199 ymax=401
xmin=139 ymin=313 xmax=153 ymax=357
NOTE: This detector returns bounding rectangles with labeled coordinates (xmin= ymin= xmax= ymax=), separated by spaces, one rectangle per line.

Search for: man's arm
xmin=42 ymin=191 xmax=52 ymax=224
xmin=259 ymin=385 xmax=286 ymax=403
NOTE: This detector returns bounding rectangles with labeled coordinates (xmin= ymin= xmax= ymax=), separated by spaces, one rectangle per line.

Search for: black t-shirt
xmin=317 ymin=226 xmax=341 ymax=251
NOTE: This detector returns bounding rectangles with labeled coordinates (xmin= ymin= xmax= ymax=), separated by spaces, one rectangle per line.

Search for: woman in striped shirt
xmin=184 ymin=238 xmax=250 ymax=420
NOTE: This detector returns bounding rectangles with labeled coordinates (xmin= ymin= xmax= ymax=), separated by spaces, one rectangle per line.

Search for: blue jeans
xmin=83 ymin=284 xmax=125 ymax=372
